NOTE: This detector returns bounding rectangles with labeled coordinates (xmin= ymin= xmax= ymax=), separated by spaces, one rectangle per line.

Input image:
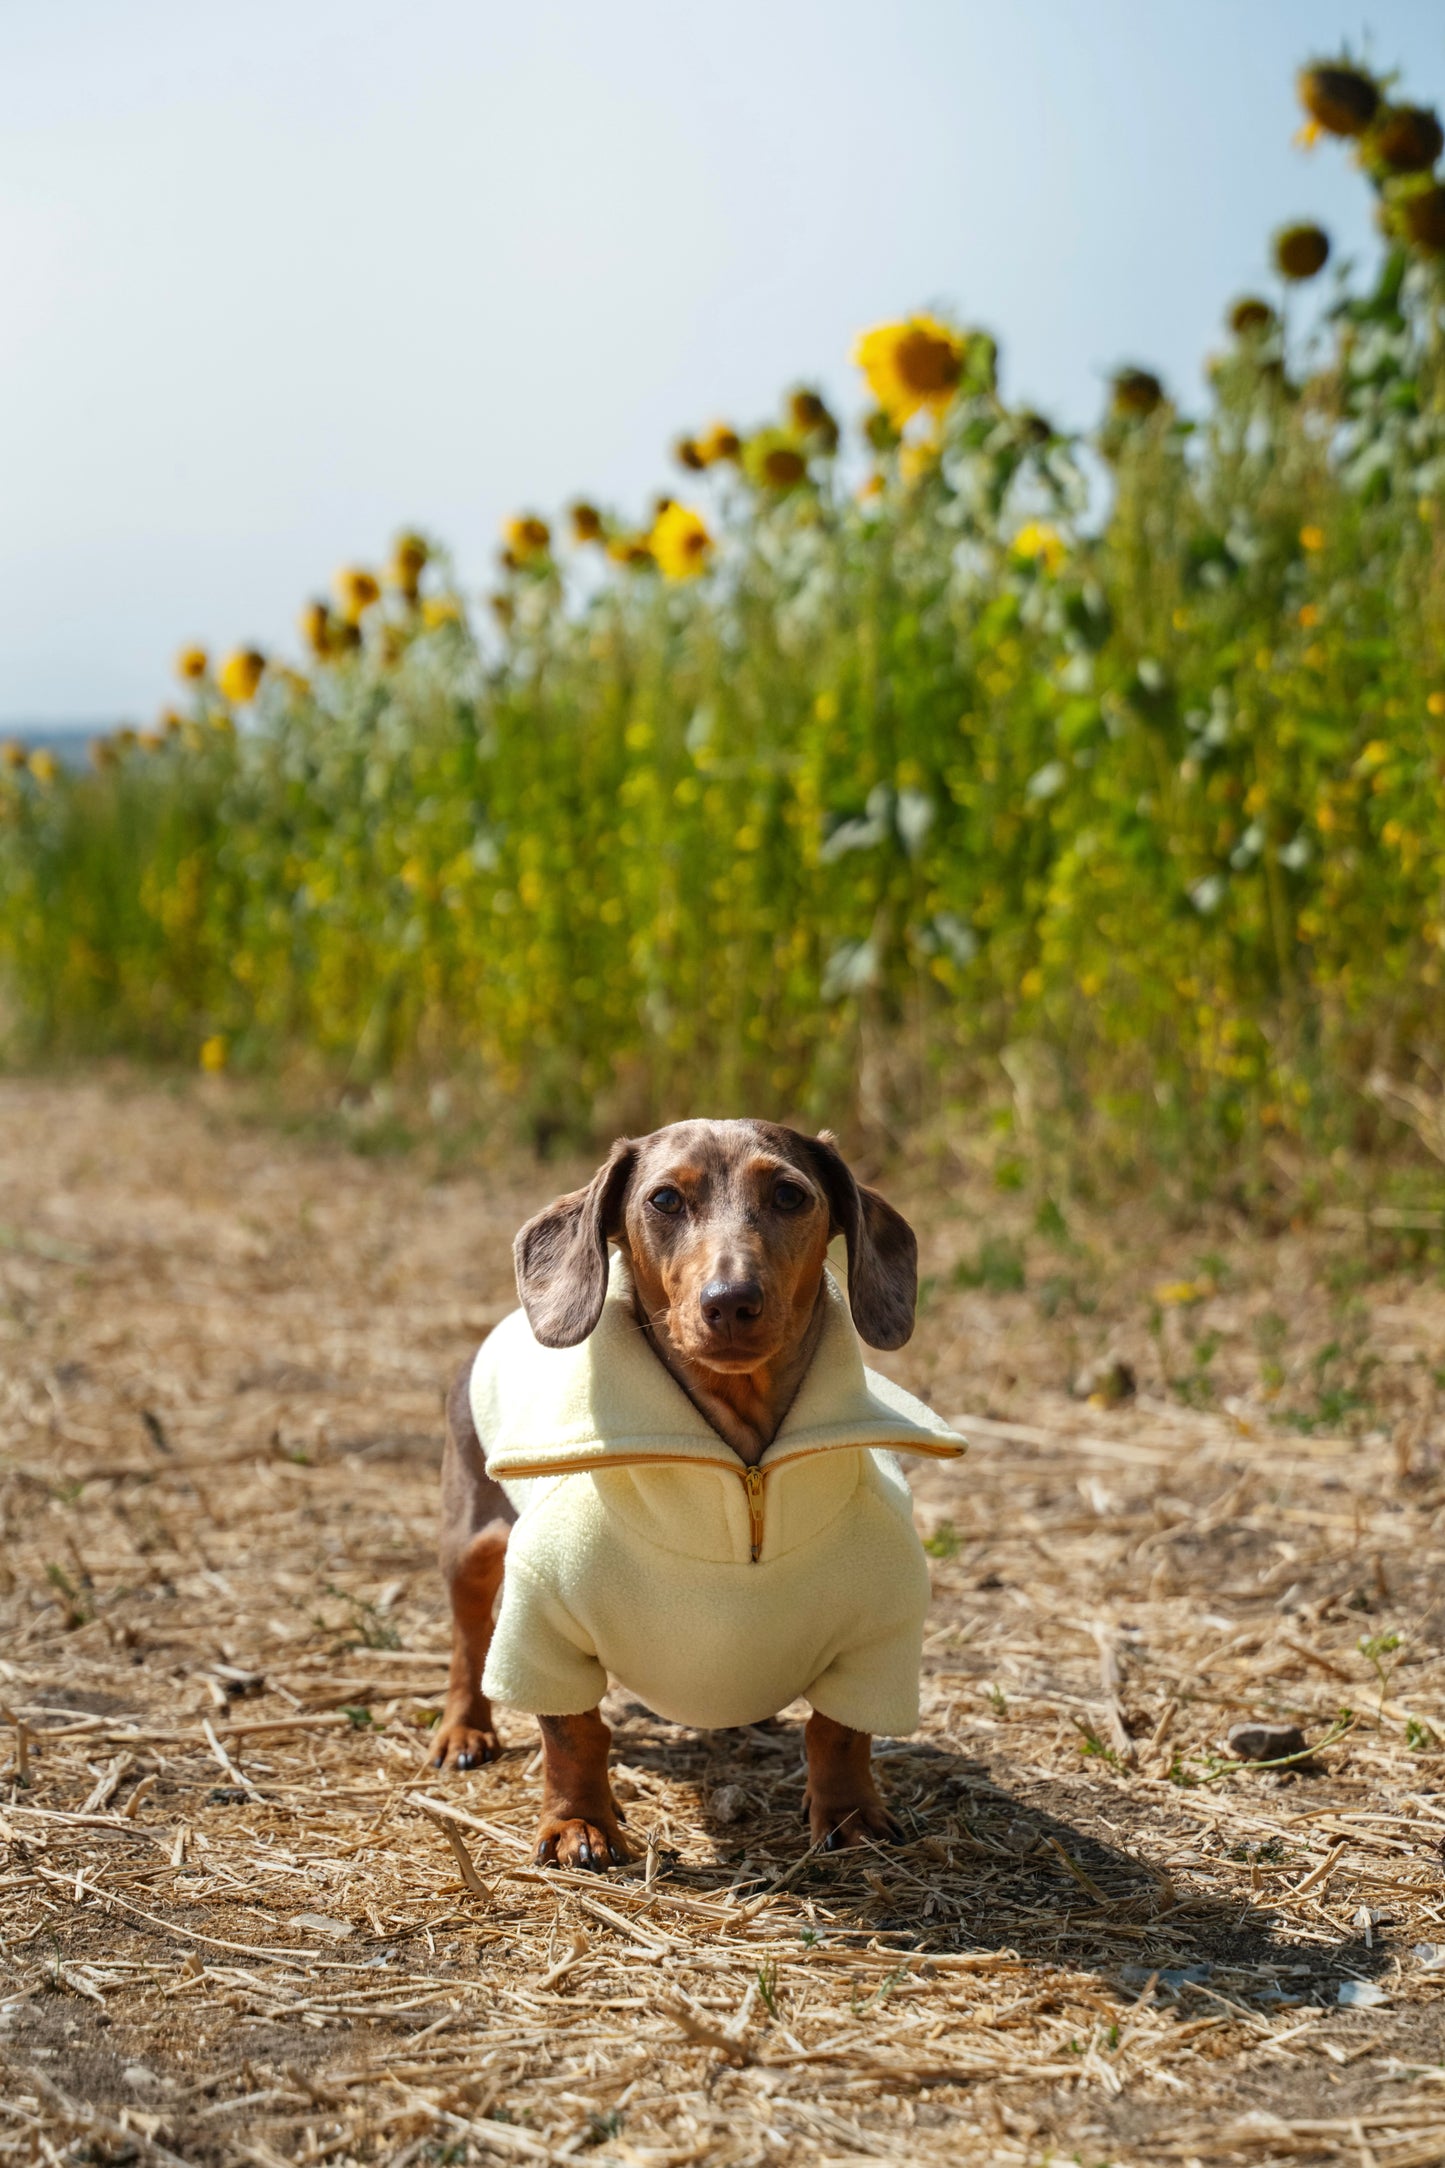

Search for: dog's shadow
xmin=608 ymin=1713 xmax=1386 ymax=2001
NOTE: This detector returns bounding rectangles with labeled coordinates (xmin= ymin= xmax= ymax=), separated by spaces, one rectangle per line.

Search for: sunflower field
xmin=5 ymin=54 xmax=1445 ymax=1175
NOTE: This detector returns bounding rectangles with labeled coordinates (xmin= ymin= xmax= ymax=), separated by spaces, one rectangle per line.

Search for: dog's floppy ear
xmin=794 ymin=1128 xmax=917 ymax=1349
xmin=513 ymin=1138 xmax=636 ymax=1348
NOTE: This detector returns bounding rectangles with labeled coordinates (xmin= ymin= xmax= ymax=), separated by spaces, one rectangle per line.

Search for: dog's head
xmin=513 ymin=1120 xmax=916 ymax=1367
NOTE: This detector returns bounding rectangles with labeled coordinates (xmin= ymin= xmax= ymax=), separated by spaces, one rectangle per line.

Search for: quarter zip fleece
xmin=473 ymin=1255 xmax=965 ymax=1734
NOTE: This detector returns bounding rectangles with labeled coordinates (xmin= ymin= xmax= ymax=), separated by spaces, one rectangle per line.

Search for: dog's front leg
xmin=802 ymin=1712 xmax=903 ymax=1850
xmin=534 ymin=1710 xmax=631 ymax=1871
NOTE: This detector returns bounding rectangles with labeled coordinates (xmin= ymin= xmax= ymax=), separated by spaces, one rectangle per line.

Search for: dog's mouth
xmin=673 ymin=1316 xmax=786 ymax=1373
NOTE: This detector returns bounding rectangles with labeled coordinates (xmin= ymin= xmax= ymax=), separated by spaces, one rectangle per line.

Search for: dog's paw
xmin=429 ymin=1720 xmax=501 ymax=1773
xmin=534 ymin=1812 xmax=631 ymax=1872
xmin=804 ymin=1790 xmax=904 ymax=1851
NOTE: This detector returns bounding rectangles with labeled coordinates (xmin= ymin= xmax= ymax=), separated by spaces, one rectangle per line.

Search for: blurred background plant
xmin=4 ymin=49 xmax=1445 ymax=1184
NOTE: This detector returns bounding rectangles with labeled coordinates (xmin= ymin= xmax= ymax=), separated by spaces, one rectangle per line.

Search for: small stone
xmin=1226 ymin=1722 xmax=1308 ymax=1764
xmin=122 ymin=2065 xmax=163 ymax=2091
xmin=290 ymin=1912 xmax=353 ymax=1940
xmin=707 ymin=1785 xmax=749 ymax=1826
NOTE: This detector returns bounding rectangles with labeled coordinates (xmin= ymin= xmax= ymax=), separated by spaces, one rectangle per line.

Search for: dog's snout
xmin=700 ymin=1277 xmax=764 ymax=1329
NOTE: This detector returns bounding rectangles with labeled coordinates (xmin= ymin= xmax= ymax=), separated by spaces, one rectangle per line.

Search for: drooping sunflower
xmin=175 ymin=645 xmax=209 ymax=682
xmin=1297 ymin=62 xmax=1380 ymax=138
xmin=1370 ymin=104 xmax=1445 ymax=174
xmin=504 ymin=514 xmax=551 ymax=565
xmin=1110 ymin=367 xmax=1165 ymax=418
xmin=217 ymin=649 xmax=266 ymax=704
xmin=743 ymin=430 xmax=808 ymax=492
xmin=1228 ymin=296 xmax=1276 ymax=336
xmin=388 ymin=531 xmax=429 ymax=599
xmin=569 ymin=501 xmax=604 ymax=543
xmin=650 ymin=502 xmax=714 ymax=581
xmin=787 ymin=388 xmax=840 ymax=452
xmin=852 ymin=314 xmax=966 ymax=427
xmin=334 ymin=567 xmax=381 ymax=622
xmin=696 ymin=422 xmax=742 ymax=466
xmin=299 ymin=600 xmax=335 ymax=659
xmin=1273 ymin=222 xmax=1331 ymax=281
xmin=1395 ymin=181 xmax=1445 ymax=254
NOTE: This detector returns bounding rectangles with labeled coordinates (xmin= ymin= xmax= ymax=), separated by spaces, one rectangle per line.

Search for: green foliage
xmin=5 ymin=54 xmax=1445 ymax=1177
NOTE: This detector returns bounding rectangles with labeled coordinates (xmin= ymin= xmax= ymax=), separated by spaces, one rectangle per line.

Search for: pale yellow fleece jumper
xmin=472 ymin=1254 xmax=965 ymax=1736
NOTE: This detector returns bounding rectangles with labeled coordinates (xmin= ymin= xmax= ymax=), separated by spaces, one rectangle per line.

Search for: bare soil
xmin=4 ymin=1074 xmax=1445 ymax=2165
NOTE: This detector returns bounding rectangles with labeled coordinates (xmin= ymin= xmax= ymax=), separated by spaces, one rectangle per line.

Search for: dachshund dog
xmin=432 ymin=1121 xmax=963 ymax=1869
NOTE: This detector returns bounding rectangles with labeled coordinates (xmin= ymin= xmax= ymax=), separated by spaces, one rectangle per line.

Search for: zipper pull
xmin=742 ymin=1467 xmax=765 ymax=1563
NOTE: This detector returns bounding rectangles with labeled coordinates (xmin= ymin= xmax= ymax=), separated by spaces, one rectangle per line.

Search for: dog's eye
xmin=648 ymin=1186 xmax=684 ymax=1216
xmin=773 ymin=1180 xmax=808 ymax=1212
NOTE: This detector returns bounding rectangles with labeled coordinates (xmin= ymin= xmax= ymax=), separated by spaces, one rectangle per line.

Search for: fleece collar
xmin=478 ymin=1250 xmax=965 ymax=1478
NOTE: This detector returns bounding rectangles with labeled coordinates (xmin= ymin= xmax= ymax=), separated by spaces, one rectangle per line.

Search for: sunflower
xmin=673 ymin=435 xmax=707 ymax=472
xmin=217 ymin=649 xmax=266 ymax=704
xmin=787 ymin=388 xmax=840 ymax=451
xmin=388 ymin=531 xmax=429 ymax=599
xmin=1016 ymin=411 xmax=1053 ymax=447
xmin=489 ymin=593 xmax=516 ymax=629
xmin=1110 ymin=367 xmax=1165 ymax=418
xmin=421 ymin=596 xmax=464 ymax=630
xmin=1228 ymin=296 xmax=1276 ymax=336
xmin=1273 ymin=222 xmax=1330 ymax=280
xmin=504 ymin=514 xmax=551 ymax=565
xmin=1396 ymin=182 xmax=1445 ymax=254
xmin=334 ymin=567 xmax=382 ymax=624
xmin=27 ymin=749 xmax=57 ymax=785
xmin=1 ymin=741 xmax=25 ymax=770
xmin=299 ymin=600 xmax=335 ymax=658
xmin=696 ymin=423 xmax=742 ymax=466
xmin=1371 ymin=104 xmax=1444 ymax=174
xmin=852 ymin=314 xmax=965 ymax=427
xmin=1012 ymin=521 xmax=1067 ymax=575
xmin=137 ymin=730 xmax=164 ymax=754
xmin=650 ymin=502 xmax=714 ymax=581
xmin=744 ymin=430 xmax=808 ymax=491
xmin=606 ymin=534 xmax=655 ymax=569
xmin=861 ymin=407 xmax=899 ymax=454
xmin=569 ymin=501 xmax=604 ymax=543
xmin=90 ymin=737 xmax=119 ymax=771
xmin=176 ymin=645 xmax=209 ymax=682
xmin=1297 ymin=62 xmax=1379 ymax=138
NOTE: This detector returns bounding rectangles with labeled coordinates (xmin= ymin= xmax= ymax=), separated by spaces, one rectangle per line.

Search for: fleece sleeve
xmin=482 ymin=1556 xmax=609 ymax=1716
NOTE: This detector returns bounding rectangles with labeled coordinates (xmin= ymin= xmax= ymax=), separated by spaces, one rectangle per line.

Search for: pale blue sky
xmin=4 ymin=0 xmax=1443 ymax=722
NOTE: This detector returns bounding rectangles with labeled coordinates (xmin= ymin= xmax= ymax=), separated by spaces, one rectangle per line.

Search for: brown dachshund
xmin=433 ymin=1120 xmax=953 ymax=1870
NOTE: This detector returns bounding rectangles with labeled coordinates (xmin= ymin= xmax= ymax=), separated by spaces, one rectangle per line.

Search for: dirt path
xmin=3 ymin=1076 xmax=1445 ymax=2165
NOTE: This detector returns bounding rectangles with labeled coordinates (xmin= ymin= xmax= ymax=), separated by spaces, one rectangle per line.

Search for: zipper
xmin=490 ymin=1434 xmax=963 ymax=1565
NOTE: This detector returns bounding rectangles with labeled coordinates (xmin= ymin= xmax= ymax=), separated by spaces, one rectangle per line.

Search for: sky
xmin=4 ymin=0 xmax=1444 ymax=725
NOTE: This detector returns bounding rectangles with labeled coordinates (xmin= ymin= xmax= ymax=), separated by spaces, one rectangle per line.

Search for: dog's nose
xmin=700 ymin=1278 xmax=764 ymax=1328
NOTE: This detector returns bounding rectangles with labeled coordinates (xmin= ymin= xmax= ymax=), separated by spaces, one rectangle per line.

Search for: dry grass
xmin=5 ymin=1076 xmax=1445 ymax=2165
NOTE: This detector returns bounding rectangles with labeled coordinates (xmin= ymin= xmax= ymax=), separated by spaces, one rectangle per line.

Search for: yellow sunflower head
xmin=569 ymin=500 xmax=604 ymax=543
xmin=744 ymin=430 xmax=809 ymax=492
xmin=1 ymin=740 xmax=26 ymax=770
xmin=421 ymin=595 xmax=464 ymax=631
xmin=388 ymin=531 xmax=429 ymax=598
xmin=1273 ymin=222 xmax=1331 ymax=281
xmin=650 ymin=502 xmax=714 ymax=581
xmin=852 ymin=314 xmax=966 ymax=427
xmin=606 ymin=534 xmax=655 ymax=570
xmin=27 ymin=748 xmax=58 ymax=785
xmin=504 ymin=514 xmax=551 ymax=565
xmin=673 ymin=435 xmax=707 ymax=472
xmin=696 ymin=422 xmax=742 ymax=466
xmin=1012 ymin=521 xmax=1067 ymax=575
xmin=217 ymin=648 xmax=266 ymax=704
xmin=299 ymin=600 xmax=334 ymax=658
xmin=334 ymin=566 xmax=382 ymax=622
xmin=176 ymin=645 xmax=209 ymax=683
xmin=1297 ymin=61 xmax=1380 ymax=138
xmin=90 ymin=736 xmax=119 ymax=771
